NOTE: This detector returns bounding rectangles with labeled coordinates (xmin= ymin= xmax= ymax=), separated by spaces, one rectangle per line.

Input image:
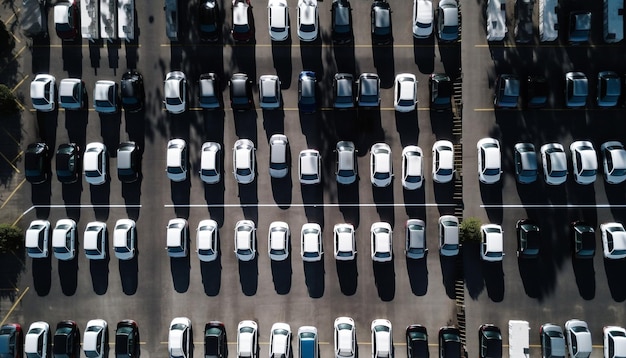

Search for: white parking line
xmin=20 ymin=204 xmax=142 ymax=217
xmin=481 ymin=204 xmax=626 ymax=208
xmin=165 ymin=203 xmax=457 ymax=208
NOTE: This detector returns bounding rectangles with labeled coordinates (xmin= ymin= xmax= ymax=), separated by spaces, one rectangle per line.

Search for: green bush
xmin=460 ymin=217 xmax=482 ymax=243
xmin=0 ymin=224 xmax=24 ymax=254
xmin=0 ymin=84 xmax=19 ymax=114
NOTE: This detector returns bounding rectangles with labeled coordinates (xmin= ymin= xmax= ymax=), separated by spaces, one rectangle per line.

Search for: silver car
xmin=113 ymin=219 xmax=136 ymax=260
xmin=370 ymin=143 xmax=393 ymax=187
xmin=166 ymin=218 xmax=189 ymax=258
xmin=269 ymin=134 xmax=289 ymax=179
xmin=402 ymin=145 xmax=424 ymax=190
xmin=299 ymin=149 xmax=322 ymax=184
xmin=405 ymin=219 xmax=427 ymax=259
xmin=301 ymin=223 xmax=323 ymax=262
xmin=164 ymin=71 xmax=187 ymax=114
xmin=52 ymin=219 xmax=76 ymax=261
xmin=93 ymin=80 xmax=119 ymax=113
xmin=233 ymin=139 xmax=256 ymax=184
xmin=200 ymin=142 xmax=221 ymax=184
xmin=259 ymin=75 xmax=282 ymax=109
xmin=335 ymin=141 xmax=357 ymax=185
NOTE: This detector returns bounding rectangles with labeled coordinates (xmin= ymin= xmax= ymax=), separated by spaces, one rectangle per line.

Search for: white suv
xmin=237 ymin=320 xmax=258 ymax=358
xmin=432 ymin=140 xmax=455 ymax=183
xmin=83 ymin=142 xmax=107 ymax=185
xmin=30 ymin=74 xmax=56 ymax=112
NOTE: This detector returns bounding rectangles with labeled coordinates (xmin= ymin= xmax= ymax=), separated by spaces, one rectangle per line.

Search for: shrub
xmin=460 ymin=217 xmax=482 ymax=243
xmin=0 ymin=84 xmax=19 ymax=114
xmin=0 ymin=224 xmax=24 ymax=254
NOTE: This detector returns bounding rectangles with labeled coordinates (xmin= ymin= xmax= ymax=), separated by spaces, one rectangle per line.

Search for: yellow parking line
xmin=11 ymin=75 xmax=29 ymax=93
xmin=3 ymin=8 xmax=20 ymax=24
xmin=1 ymin=178 xmax=25 ymax=210
xmin=3 ymin=127 xmax=21 ymax=146
xmin=0 ymin=46 xmax=25 ymax=74
xmin=11 ymin=150 xmax=24 ymax=164
xmin=0 ymin=151 xmax=20 ymax=174
xmin=0 ymin=287 xmax=29 ymax=326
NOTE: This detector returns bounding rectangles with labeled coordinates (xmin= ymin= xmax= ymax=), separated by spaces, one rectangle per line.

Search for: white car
xmin=412 ymin=0 xmax=433 ymax=38
xmin=233 ymin=139 xmax=256 ymax=184
xmin=570 ymin=141 xmax=597 ymax=185
xmin=432 ymin=140 xmax=455 ymax=183
xmin=84 ymin=320 xmax=108 ymax=358
xmin=84 ymin=221 xmax=107 ymax=260
xmin=370 ymin=143 xmax=393 ymax=187
xmin=24 ymin=322 xmax=49 ymax=358
xmin=477 ymin=137 xmax=502 ymax=184
xmin=297 ymin=0 xmax=318 ymax=41
xmin=301 ymin=223 xmax=323 ymax=262
xmin=166 ymin=218 xmax=189 ymax=258
xmin=197 ymin=219 xmax=219 ymax=262
xmin=30 ymin=74 xmax=56 ymax=112
xmin=402 ymin=145 xmax=424 ymax=190
xmin=604 ymin=326 xmax=626 ymax=358
xmin=164 ymin=71 xmax=187 ymax=114
xmin=334 ymin=223 xmax=356 ymax=261
xmin=334 ymin=317 xmax=356 ymax=358
xmin=438 ymin=215 xmax=459 ymax=256
xmin=200 ymin=142 xmax=221 ymax=184
xmin=259 ymin=75 xmax=282 ymax=110
xmin=299 ymin=149 xmax=322 ymax=184
xmin=335 ymin=141 xmax=358 ymax=185
xmin=168 ymin=317 xmax=191 ymax=358
xmin=394 ymin=73 xmax=417 ymax=112
xmin=370 ymin=222 xmax=393 ymax=262
xmin=405 ymin=219 xmax=427 ymax=259
xmin=564 ymin=319 xmax=592 ymax=358
xmin=52 ymin=218 xmax=76 ymax=261
xmin=270 ymin=323 xmax=291 ymax=358
xmin=600 ymin=222 xmax=626 ymax=259
xmin=167 ymin=139 xmax=188 ymax=182
xmin=268 ymin=221 xmax=290 ymax=261
xmin=601 ymin=141 xmax=626 ymax=184
xmin=371 ymin=319 xmax=392 ymax=358
xmin=58 ymin=78 xmax=86 ymax=110
xmin=237 ymin=320 xmax=258 ymax=358
xmin=25 ymin=219 xmax=50 ymax=258
xmin=269 ymin=134 xmax=289 ymax=179
xmin=541 ymin=143 xmax=568 ymax=185
xmin=480 ymin=224 xmax=504 ymax=262
xmin=113 ymin=219 xmax=136 ymax=260
xmin=235 ymin=220 xmax=257 ymax=261
xmin=268 ymin=0 xmax=289 ymax=41
xmin=93 ymin=80 xmax=119 ymax=113
xmin=84 ymin=142 xmax=107 ymax=185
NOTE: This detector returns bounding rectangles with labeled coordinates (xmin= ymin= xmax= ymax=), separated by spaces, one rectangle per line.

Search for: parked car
xmin=199 ymin=0 xmax=221 ymax=42
xmin=229 ymin=73 xmax=254 ymax=110
xmin=331 ymin=0 xmax=353 ymax=44
xmin=268 ymin=221 xmax=290 ymax=261
xmin=603 ymin=326 xmax=626 ymax=358
xmin=58 ymin=78 xmax=87 ymax=110
xmin=371 ymin=1 xmax=392 ymax=45
xmin=480 ymin=224 xmax=504 ymax=262
xmin=514 ymin=143 xmax=538 ymax=184
xmin=83 ymin=142 xmax=107 ymax=185
xmin=540 ymin=324 xmax=565 ymax=358
xmin=405 ymin=219 xmax=427 ymax=260
xmin=115 ymin=320 xmax=139 ymax=358
xmin=234 ymin=220 xmax=256 ymax=261
xmin=198 ymin=73 xmax=222 ymax=110
xmin=297 ymin=0 xmax=319 ymax=41
xmin=0 ymin=323 xmax=23 ymax=358
xmin=570 ymin=221 xmax=595 ymax=259
xmin=52 ymin=219 xmax=76 ymax=261
xmin=335 ymin=141 xmax=358 ymax=185
xmin=406 ymin=325 xmax=428 ymax=358
xmin=570 ymin=141 xmax=597 ymax=185
xmin=236 ymin=321 xmax=258 ymax=358
xmin=204 ymin=322 xmax=227 ymax=358
xmin=438 ymin=327 xmax=461 ymax=358
xmin=357 ymin=73 xmax=381 ymax=108
xmin=197 ymin=219 xmax=219 ymax=262
xmin=568 ymin=11 xmax=591 ymax=44
xmin=429 ymin=73 xmax=452 ymax=111
xmin=516 ymin=219 xmax=540 ymax=259
xmin=166 ymin=218 xmax=189 ymax=258
xmin=597 ymin=71 xmax=621 ymax=108
xmin=600 ymin=222 xmax=626 ymax=259
xmin=401 ymin=146 xmax=424 ymax=190
xmin=24 ymin=322 xmax=49 ymax=358
xmin=394 ymin=74 xmax=417 ymax=112
xmin=413 ymin=0 xmax=433 ymax=38
xmin=494 ymin=74 xmax=520 ymax=109
xmin=168 ymin=318 xmax=191 ymax=358
xmin=526 ymin=75 xmax=548 ymax=108
xmin=565 ymin=72 xmax=588 ymax=108
xmin=268 ymin=0 xmax=289 ymax=41
xmin=117 ymin=141 xmax=140 ymax=183
xmin=564 ymin=320 xmax=591 ymax=358
xmin=333 ymin=73 xmax=355 ymax=109
xmin=53 ymin=321 xmax=80 ymax=358
xmin=334 ymin=223 xmax=356 ymax=260
xmin=269 ymin=134 xmax=289 ymax=179
xmin=436 ymin=0 xmax=459 ymax=42
xmin=438 ymin=215 xmax=459 ymax=256
xmin=478 ymin=325 xmax=502 ymax=358
xmin=232 ymin=0 xmax=254 ymax=42
xmin=30 ymin=74 xmax=56 ymax=112
xmin=166 ymin=139 xmax=188 ymax=182
xmin=119 ymin=71 xmax=144 ymax=112
xmin=26 ymin=220 xmax=50 ymax=258
xmin=84 ymin=221 xmax=107 ymax=260
xmin=53 ymin=0 xmax=79 ymax=40
xmin=269 ymin=323 xmax=291 ymax=358
xmin=370 ymin=222 xmax=393 ymax=262
xmin=83 ymin=320 xmax=108 ymax=358
xmin=113 ymin=219 xmax=136 ymax=260
xmin=93 ymin=80 xmax=119 ymax=114
xmin=233 ymin=139 xmax=256 ymax=184
xmin=164 ymin=71 xmax=187 ymax=114
xmin=25 ymin=142 xmax=50 ymax=184
xmin=301 ymin=223 xmax=323 ymax=262
xmin=541 ymin=143 xmax=567 ymax=185
xmin=55 ymin=143 xmax=80 ymax=184
xmin=259 ymin=75 xmax=282 ymax=109
xmin=370 ymin=143 xmax=393 ymax=187
xmin=477 ymin=138 xmax=502 ymax=184
xmin=432 ymin=140 xmax=455 ymax=183
xmin=371 ymin=320 xmax=392 ymax=358
xmin=298 ymin=71 xmax=317 ymax=113
xmin=297 ymin=327 xmax=318 ymax=358
xmin=334 ymin=317 xmax=356 ymax=358
xmin=601 ymin=141 xmax=626 ymax=184
xmin=200 ymin=142 xmax=222 ymax=184
xmin=299 ymin=149 xmax=322 ymax=185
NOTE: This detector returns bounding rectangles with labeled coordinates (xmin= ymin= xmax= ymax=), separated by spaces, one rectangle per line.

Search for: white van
xmin=539 ymin=0 xmax=558 ymax=42
xmin=508 ymin=320 xmax=530 ymax=358
xmin=118 ymin=0 xmax=134 ymax=41
xmin=80 ymin=0 xmax=99 ymax=40
xmin=100 ymin=0 xmax=117 ymax=41
xmin=486 ymin=0 xmax=507 ymax=41
xmin=604 ymin=0 xmax=624 ymax=43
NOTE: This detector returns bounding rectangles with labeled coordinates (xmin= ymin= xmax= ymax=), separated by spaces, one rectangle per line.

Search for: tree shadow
xmin=0 ymin=249 xmax=25 ymax=300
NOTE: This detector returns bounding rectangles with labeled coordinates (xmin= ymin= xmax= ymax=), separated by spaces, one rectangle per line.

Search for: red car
xmin=53 ymin=0 xmax=79 ymax=40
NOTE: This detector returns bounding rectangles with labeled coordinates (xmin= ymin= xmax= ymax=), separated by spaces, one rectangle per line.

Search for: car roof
xmin=233 ymin=2 xmax=249 ymax=25
xmin=299 ymin=0 xmax=317 ymax=25
xmin=300 ymin=150 xmax=319 ymax=174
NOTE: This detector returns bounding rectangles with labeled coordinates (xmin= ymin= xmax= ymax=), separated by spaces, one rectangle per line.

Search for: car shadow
xmin=262 ymin=108 xmax=285 ymax=141
xmin=58 ymin=256 xmax=79 ymax=296
xmin=32 ymin=257 xmax=52 ymax=296
xmin=170 ymin=179 xmax=191 ymax=219
xmin=272 ymin=40 xmax=292 ymax=89
xmin=338 ymin=183 xmax=360 ymax=229
xmin=406 ymin=256 xmax=428 ymax=296
xmin=394 ymin=111 xmax=419 ymax=148
xmin=205 ymin=182 xmax=226 ymax=226
xmin=301 ymin=184 xmax=325 ymax=226
xmin=372 ymin=45 xmax=395 ymax=89
xmin=336 ymin=259 xmax=358 ymax=296
xmin=440 ymin=254 xmax=459 ymax=299
xmin=433 ymin=182 xmax=455 ymax=216
xmin=89 ymin=255 xmax=110 ymax=295
xmin=604 ymin=258 xmax=626 ymax=302
xmin=238 ymin=183 xmax=259 ymax=224
xmin=200 ymin=257 xmax=222 ymax=296
xmin=271 ymin=177 xmax=293 ymax=209
xmin=121 ymin=178 xmax=142 ymax=219
xmin=303 ymin=260 xmax=325 ymax=298
xmin=461 ymin=242 xmax=484 ymax=300
xmin=300 ymin=37 xmax=324 ymax=77
xmin=119 ymin=255 xmax=139 ymax=296
xmin=372 ymin=260 xmax=395 ymax=301
xmin=413 ymin=36 xmax=435 ymax=74
xmin=238 ymin=258 xmax=259 ymax=296
xmin=482 ymin=261 xmax=505 ymax=302
xmin=372 ymin=186 xmax=394 ymax=224
xmin=403 ymin=188 xmax=426 ymax=220
xmin=571 ymin=258 xmax=595 ymax=300
xmin=270 ymin=258 xmax=292 ymax=295
xmin=169 ymin=254 xmax=191 ymax=293
xmin=89 ymin=182 xmax=111 ymax=221
xmin=479 ymin=182 xmax=503 ymax=224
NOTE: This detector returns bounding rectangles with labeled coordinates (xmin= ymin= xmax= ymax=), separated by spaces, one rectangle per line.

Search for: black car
xmin=331 ymin=0 xmax=353 ymax=44
xmin=570 ymin=221 xmax=595 ymax=259
xmin=115 ymin=320 xmax=139 ymax=358
xmin=0 ymin=323 xmax=23 ymax=358
xmin=56 ymin=143 xmax=80 ymax=184
xmin=438 ymin=327 xmax=462 ymax=358
xmin=204 ymin=321 xmax=227 ymax=358
xmin=371 ymin=0 xmax=392 ymax=45
xmin=429 ymin=73 xmax=452 ymax=111
xmin=229 ymin=73 xmax=254 ymax=111
xmin=199 ymin=73 xmax=223 ymax=110
xmin=117 ymin=142 xmax=140 ymax=183
xmin=478 ymin=324 xmax=502 ymax=358
xmin=25 ymin=142 xmax=50 ymax=184
xmin=53 ymin=320 xmax=80 ymax=358
xmin=120 ymin=71 xmax=145 ymax=113
xmin=406 ymin=325 xmax=429 ymax=358
xmin=516 ymin=219 xmax=540 ymax=259
xmin=199 ymin=0 xmax=221 ymax=41
xmin=526 ymin=76 xmax=548 ymax=108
